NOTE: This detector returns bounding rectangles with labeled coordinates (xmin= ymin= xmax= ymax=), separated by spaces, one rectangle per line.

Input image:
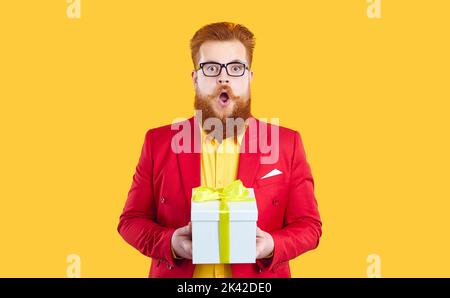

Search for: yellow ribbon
xmin=192 ymin=179 xmax=255 ymax=263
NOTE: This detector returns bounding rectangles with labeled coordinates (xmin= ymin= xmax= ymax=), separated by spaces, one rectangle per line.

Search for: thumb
xmin=256 ymin=226 xmax=264 ymax=237
xmin=178 ymin=223 xmax=192 ymax=236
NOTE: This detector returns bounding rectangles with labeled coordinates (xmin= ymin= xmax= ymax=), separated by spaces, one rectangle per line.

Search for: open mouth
xmin=218 ymin=91 xmax=230 ymax=107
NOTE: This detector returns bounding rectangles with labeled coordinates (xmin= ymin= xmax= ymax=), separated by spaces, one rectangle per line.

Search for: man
xmin=117 ymin=22 xmax=322 ymax=278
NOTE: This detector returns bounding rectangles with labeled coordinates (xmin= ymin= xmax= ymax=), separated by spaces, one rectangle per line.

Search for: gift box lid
xmin=191 ymin=188 xmax=258 ymax=222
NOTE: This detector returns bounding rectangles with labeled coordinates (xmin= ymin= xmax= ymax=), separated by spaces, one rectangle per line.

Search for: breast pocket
xmin=255 ymin=173 xmax=286 ymax=188
xmin=253 ymin=173 xmax=289 ymax=230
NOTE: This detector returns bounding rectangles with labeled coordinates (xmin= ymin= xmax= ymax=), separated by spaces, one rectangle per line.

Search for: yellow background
xmin=1 ymin=0 xmax=449 ymax=277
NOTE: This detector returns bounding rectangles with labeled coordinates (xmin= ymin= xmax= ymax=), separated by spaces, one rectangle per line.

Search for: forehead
xmin=198 ymin=40 xmax=247 ymax=64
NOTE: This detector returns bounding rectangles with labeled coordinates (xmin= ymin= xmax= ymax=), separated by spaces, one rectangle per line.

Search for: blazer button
xmin=272 ymin=199 xmax=279 ymax=206
xmin=258 ymin=267 xmax=263 ymax=273
xmin=167 ymin=264 xmax=173 ymax=270
xmin=160 ymin=197 xmax=166 ymax=203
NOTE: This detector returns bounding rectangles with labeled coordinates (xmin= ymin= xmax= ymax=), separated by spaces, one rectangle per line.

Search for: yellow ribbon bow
xmin=192 ymin=179 xmax=255 ymax=263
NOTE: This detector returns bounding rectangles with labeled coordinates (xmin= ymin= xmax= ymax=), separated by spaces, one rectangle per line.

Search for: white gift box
xmin=191 ymin=188 xmax=258 ymax=264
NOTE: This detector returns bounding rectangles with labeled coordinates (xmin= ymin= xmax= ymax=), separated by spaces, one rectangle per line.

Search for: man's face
xmin=192 ymin=40 xmax=254 ymax=124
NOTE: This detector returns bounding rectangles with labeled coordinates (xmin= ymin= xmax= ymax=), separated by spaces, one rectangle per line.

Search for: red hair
xmin=190 ymin=22 xmax=256 ymax=69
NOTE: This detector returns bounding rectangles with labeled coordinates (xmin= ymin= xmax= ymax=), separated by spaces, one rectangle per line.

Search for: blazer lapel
xmin=175 ymin=116 xmax=201 ymax=214
xmin=237 ymin=117 xmax=262 ymax=188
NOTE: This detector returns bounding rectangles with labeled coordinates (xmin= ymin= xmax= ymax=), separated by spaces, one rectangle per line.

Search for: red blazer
xmin=117 ymin=116 xmax=322 ymax=278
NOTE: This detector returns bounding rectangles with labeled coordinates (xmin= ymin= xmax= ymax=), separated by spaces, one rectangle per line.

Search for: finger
xmin=182 ymin=239 xmax=192 ymax=251
xmin=256 ymin=226 xmax=264 ymax=237
xmin=182 ymin=240 xmax=192 ymax=259
xmin=178 ymin=224 xmax=191 ymax=236
xmin=188 ymin=222 xmax=192 ymax=234
xmin=186 ymin=243 xmax=193 ymax=259
xmin=255 ymin=245 xmax=261 ymax=259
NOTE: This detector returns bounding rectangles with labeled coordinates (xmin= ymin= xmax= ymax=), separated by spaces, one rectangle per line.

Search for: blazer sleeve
xmin=117 ymin=129 xmax=178 ymax=268
xmin=257 ymin=131 xmax=322 ymax=272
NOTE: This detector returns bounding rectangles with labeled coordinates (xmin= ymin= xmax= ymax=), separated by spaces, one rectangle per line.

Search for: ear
xmin=191 ymin=70 xmax=198 ymax=87
xmin=250 ymin=70 xmax=254 ymax=82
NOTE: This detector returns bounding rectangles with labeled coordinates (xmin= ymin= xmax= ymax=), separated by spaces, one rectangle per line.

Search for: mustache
xmin=208 ymin=85 xmax=240 ymax=101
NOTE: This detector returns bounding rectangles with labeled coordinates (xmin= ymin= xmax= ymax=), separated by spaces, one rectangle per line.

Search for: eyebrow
xmin=201 ymin=59 xmax=246 ymax=64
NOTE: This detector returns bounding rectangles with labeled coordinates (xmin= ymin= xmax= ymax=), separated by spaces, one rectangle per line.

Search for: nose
xmin=216 ymin=68 xmax=230 ymax=85
xmin=217 ymin=78 xmax=230 ymax=84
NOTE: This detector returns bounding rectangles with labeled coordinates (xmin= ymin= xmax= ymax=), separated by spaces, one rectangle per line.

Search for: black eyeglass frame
xmin=196 ymin=62 xmax=249 ymax=77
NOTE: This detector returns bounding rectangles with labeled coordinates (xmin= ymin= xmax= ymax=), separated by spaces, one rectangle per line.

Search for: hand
xmin=171 ymin=222 xmax=192 ymax=259
xmin=256 ymin=226 xmax=274 ymax=259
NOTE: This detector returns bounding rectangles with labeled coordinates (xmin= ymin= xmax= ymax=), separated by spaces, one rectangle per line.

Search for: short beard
xmin=194 ymin=86 xmax=251 ymax=141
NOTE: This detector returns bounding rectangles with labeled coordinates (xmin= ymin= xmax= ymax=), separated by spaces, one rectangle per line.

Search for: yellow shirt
xmin=170 ymin=121 xmax=273 ymax=276
xmin=192 ymin=125 xmax=245 ymax=278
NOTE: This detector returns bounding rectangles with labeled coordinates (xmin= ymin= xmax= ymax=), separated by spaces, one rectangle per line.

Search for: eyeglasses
xmin=197 ymin=62 xmax=249 ymax=77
